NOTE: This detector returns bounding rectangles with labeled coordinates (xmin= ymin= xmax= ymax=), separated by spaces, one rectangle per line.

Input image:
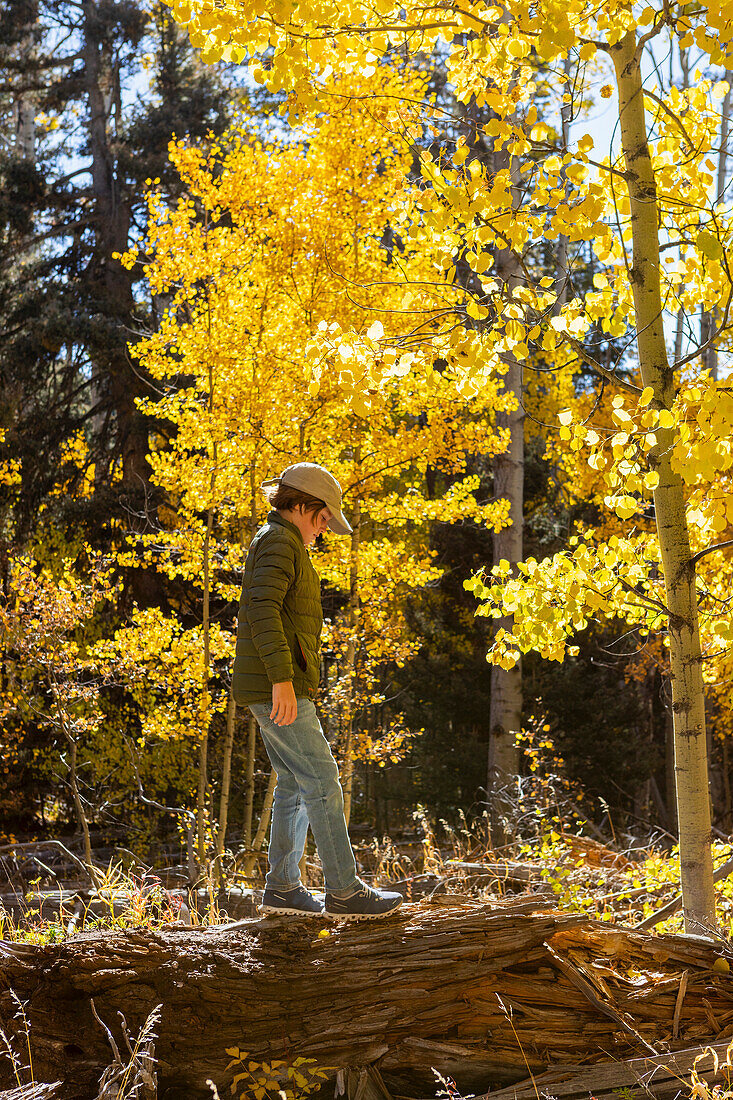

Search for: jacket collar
xmin=268 ymin=509 xmax=304 ymax=545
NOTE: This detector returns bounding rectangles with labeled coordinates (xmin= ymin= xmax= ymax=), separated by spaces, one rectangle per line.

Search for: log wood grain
xmin=1 ymin=897 xmax=732 ymax=1100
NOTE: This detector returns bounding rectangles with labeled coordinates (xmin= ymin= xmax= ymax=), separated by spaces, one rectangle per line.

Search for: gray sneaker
xmin=260 ymin=885 xmax=324 ymax=917
xmin=325 ymin=881 xmax=403 ymax=921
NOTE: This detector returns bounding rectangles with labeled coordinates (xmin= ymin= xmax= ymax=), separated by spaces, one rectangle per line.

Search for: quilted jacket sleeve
xmin=246 ymin=529 xmax=296 ymax=684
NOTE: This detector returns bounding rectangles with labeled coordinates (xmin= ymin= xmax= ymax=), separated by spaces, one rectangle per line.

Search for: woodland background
xmin=0 ymin=0 xmax=730 ymax=885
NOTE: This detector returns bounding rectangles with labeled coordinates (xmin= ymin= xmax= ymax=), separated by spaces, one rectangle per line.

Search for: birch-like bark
xmin=198 ymin=495 xmax=214 ymax=879
xmin=197 ymin=224 xmax=216 ymax=882
xmin=488 ymin=252 xmax=523 ymax=842
xmin=485 ymin=70 xmax=524 ymax=842
xmin=242 ymin=460 xmax=260 ymax=846
xmin=700 ymin=73 xmax=731 ymax=380
xmin=51 ymin=673 xmax=101 ymax=891
xmin=555 ymin=54 xmax=573 ymax=311
xmin=342 ymin=492 xmax=361 ymax=826
xmin=612 ymin=32 xmax=715 ymax=931
xmin=13 ymin=6 xmax=37 ymax=164
xmin=242 ymin=716 xmax=257 ymax=846
xmin=215 ymin=695 xmax=236 ymax=885
xmin=241 ymin=769 xmax=277 ymax=879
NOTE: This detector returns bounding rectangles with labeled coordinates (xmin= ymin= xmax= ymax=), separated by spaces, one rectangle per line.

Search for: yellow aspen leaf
xmin=658 ymin=410 xmax=675 ymax=429
xmin=558 ymin=408 xmax=573 ymax=426
xmin=697 ymin=230 xmax=724 ymax=261
xmin=644 ymin=471 xmax=660 ymax=489
xmin=639 ymin=386 xmax=654 ymax=407
xmin=466 ymin=299 xmax=489 ymax=320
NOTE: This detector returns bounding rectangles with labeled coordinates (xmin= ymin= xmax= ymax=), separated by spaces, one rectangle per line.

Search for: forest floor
xmin=3 ymin=821 xmax=733 ymax=940
xmin=3 ymin=825 xmax=733 ymax=1099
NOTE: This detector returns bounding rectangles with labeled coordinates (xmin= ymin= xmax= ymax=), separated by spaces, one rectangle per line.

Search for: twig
xmin=672 ymin=969 xmax=688 ymax=1039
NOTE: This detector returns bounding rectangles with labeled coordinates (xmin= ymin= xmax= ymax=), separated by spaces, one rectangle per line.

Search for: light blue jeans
xmin=249 ymin=698 xmax=359 ymax=894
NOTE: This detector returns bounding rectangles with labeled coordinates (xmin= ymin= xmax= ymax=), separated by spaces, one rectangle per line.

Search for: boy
xmin=232 ymin=461 xmax=403 ymax=920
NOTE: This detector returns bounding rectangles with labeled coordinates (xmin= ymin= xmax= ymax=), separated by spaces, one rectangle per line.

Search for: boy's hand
xmin=271 ymin=681 xmax=297 ymax=726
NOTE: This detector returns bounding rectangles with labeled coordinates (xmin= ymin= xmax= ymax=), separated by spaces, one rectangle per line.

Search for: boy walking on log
xmin=233 ymin=462 xmax=403 ymax=920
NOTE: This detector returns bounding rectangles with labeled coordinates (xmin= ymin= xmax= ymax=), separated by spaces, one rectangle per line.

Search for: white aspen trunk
xmin=243 ymin=716 xmax=257 ymax=846
xmin=342 ymin=492 xmax=361 ymax=827
xmin=198 ymin=498 xmax=213 ymax=879
xmin=612 ymin=32 xmax=715 ymax=933
xmin=242 ymin=459 xmax=260 ymax=848
xmin=673 ymin=43 xmax=690 ymax=370
xmin=63 ymin=724 xmax=101 ymax=890
xmin=215 ymin=695 xmax=237 ymax=885
xmin=488 ymin=250 xmax=524 ymax=842
xmin=13 ymin=39 xmax=36 ymax=163
xmin=241 ymin=769 xmax=277 ymax=879
xmin=555 ymin=54 xmax=573 ymax=311
xmin=700 ymin=73 xmax=731 ymax=380
xmin=197 ymin=227 xmax=216 ymax=883
xmin=484 ymin=69 xmax=524 ymax=843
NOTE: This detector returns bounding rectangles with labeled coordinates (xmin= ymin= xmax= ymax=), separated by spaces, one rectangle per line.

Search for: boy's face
xmin=300 ymin=505 xmax=332 ymax=546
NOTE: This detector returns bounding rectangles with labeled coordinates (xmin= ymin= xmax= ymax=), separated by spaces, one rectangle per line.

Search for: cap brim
xmin=328 ymin=509 xmax=353 ymax=535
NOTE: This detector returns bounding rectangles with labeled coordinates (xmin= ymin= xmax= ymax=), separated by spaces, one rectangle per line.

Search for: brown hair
xmin=265 ymin=483 xmax=327 ymax=516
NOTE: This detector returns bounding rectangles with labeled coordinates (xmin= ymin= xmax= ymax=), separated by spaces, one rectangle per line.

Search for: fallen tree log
xmin=483 ymin=1036 xmax=733 ymax=1100
xmin=2 ymin=896 xmax=733 ymax=1100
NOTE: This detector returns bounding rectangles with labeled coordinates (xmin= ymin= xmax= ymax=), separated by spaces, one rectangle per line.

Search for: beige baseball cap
xmin=261 ymin=462 xmax=353 ymax=535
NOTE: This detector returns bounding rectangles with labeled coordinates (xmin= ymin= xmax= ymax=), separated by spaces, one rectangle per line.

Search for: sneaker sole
xmin=324 ymin=907 xmax=403 ymax=921
xmin=259 ymin=904 xmax=324 ymax=917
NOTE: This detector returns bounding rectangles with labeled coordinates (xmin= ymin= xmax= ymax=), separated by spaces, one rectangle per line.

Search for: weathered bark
xmin=2 ymin=901 xmax=733 ymax=1100
xmin=611 ymin=32 xmax=715 ymax=932
xmin=485 ymin=1038 xmax=733 ymax=1100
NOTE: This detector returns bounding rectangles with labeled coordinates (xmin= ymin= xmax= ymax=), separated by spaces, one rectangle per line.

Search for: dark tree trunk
xmin=2 ymin=900 xmax=733 ymax=1100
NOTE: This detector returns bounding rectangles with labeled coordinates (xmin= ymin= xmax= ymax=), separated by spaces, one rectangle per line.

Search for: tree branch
xmin=690 ymin=539 xmax=733 ymax=568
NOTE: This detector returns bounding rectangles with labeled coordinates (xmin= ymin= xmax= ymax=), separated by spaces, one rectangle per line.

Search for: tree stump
xmin=1 ymin=896 xmax=732 ymax=1100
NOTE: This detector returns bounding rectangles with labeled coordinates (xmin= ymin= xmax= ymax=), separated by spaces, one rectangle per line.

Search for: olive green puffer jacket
xmin=232 ymin=511 xmax=323 ymax=705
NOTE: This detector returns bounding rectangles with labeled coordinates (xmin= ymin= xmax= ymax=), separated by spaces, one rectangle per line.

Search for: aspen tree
xmin=610 ymin=30 xmax=714 ymax=929
xmin=165 ymin=0 xmax=733 ymax=928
